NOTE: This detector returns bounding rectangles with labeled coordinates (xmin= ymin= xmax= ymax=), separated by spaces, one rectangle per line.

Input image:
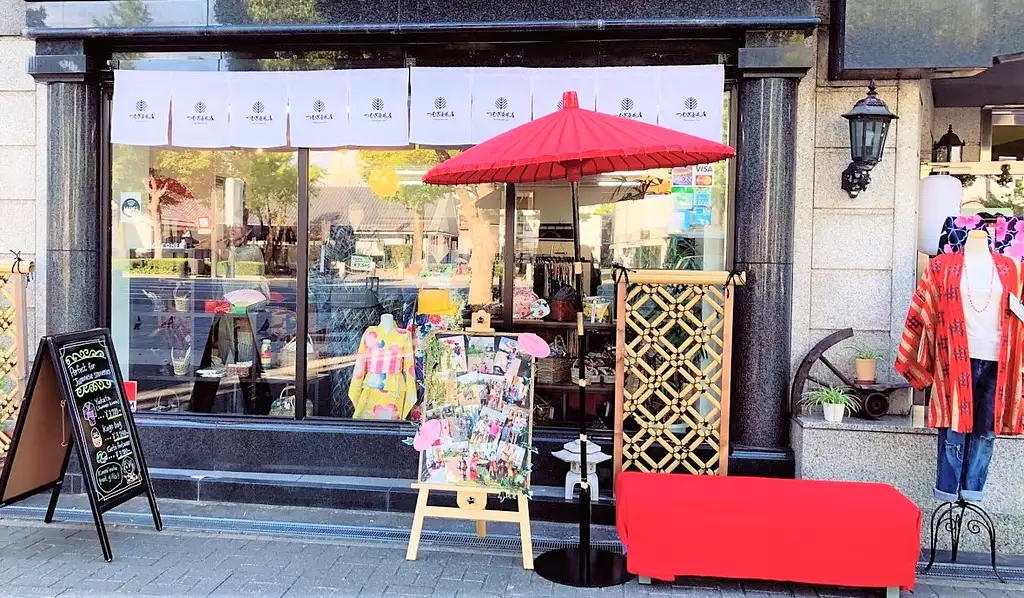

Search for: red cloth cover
xmin=615 ymin=472 xmax=921 ymax=590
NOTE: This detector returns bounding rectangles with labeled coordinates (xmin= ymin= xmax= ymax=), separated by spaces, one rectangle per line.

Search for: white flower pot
xmin=822 ymin=403 xmax=845 ymax=423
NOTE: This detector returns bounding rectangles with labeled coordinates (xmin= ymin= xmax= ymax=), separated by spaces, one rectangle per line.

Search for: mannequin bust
xmin=961 ymin=229 xmax=1001 ymax=361
xmin=379 ymin=313 xmax=396 ymax=332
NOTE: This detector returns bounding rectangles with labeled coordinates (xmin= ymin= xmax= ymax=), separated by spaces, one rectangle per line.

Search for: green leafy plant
xmin=801 ymin=386 xmax=861 ymax=414
xmin=114 ymin=258 xmax=189 ymax=276
xmin=854 ymin=345 xmax=881 ymax=360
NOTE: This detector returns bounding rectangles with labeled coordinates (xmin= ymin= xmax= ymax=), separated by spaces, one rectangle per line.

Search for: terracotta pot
xmin=822 ymin=403 xmax=845 ymax=423
xmin=855 ymin=358 xmax=877 ymax=383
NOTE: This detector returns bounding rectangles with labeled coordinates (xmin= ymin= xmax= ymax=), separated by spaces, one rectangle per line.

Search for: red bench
xmin=615 ymin=472 xmax=921 ymax=593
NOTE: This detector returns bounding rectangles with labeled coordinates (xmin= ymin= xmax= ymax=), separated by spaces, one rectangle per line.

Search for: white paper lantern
xmin=918 ymin=175 xmax=963 ymax=255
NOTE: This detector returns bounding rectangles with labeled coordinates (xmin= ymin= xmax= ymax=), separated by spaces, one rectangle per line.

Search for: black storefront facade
xmin=26 ymin=0 xmax=818 ymax=521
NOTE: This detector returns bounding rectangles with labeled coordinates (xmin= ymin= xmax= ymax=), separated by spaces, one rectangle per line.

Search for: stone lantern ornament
xmin=841 ymin=81 xmax=898 ymax=198
xmin=553 ymin=439 xmax=611 ymax=502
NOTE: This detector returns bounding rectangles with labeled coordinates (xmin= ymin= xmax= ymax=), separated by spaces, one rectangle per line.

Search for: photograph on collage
xmin=419 ymin=333 xmax=535 ymax=492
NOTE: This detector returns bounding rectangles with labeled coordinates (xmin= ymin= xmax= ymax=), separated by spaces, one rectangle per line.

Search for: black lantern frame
xmin=841 ymin=81 xmax=898 ymax=198
xmin=932 ymin=125 xmax=965 ymax=163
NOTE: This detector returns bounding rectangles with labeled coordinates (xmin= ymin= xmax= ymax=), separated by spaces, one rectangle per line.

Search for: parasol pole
xmin=534 ymin=167 xmax=630 ymax=588
xmin=570 ymin=179 xmax=593 ymax=576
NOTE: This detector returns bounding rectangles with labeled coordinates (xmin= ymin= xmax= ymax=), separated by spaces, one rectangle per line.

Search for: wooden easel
xmin=404 ymin=311 xmax=535 ymax=569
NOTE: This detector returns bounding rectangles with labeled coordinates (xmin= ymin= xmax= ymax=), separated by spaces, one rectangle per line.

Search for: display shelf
xmin=461 ymin=318 xmax=615 ymax=331
xmin=535 ymin=382 xmax=615 ymax=395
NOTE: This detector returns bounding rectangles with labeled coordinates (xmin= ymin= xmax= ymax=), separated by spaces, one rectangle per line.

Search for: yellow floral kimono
xmin=347 ymin=326 xmax=417 ymax=420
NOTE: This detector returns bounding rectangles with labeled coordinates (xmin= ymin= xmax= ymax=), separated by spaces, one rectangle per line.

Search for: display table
xmin=615 ymin=472 xmax=921 ymax=591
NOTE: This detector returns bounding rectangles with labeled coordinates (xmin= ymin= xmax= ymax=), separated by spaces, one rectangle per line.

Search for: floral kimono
xmin=348 ymin=326 xmax=417 ymax=420
xmin=895 ymin=252 xmax=1024 ymax=435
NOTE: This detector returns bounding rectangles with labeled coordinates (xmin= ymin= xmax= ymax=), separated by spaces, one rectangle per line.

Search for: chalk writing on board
xmin=57 ymin=337 xmax=144 ymax=504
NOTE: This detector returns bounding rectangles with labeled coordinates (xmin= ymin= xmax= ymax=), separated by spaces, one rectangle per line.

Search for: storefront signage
xmin=110 ymin=70 xmax=171 ymax=146
xmin=596 ymin=66 xmax=659 ymax=125
xmin=470 ymin=67 xmax=531 ymax=143
xmin=112 ymin=65 xmax=725 ymax=149
xmin=119 ymin=192 xmax=142 ymax=223
xmin=169 ymin=72 xmax=230 ymax=148
xmin=532 ymin=68 xmax=597 ymax=118
xmin=659 ymin=65 xmax=726 ymax=143
xmin=347 ymin=69 xmax=410 ymax=147
xmin=0 ymin=329 xmax=161 ymax=562
xmin=228 ymin=72 xmax=288 ymax=149
xmin=409 ymin=67 xmax=473 ymax=146
xmin=288 ymin=70 xmax=348 ymax=149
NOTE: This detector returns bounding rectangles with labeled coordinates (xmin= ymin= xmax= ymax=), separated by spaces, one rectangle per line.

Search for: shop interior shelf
xmin=462 ymin=318 xmax=615 ymax=331
xmin=535 ymin=382 xmax=615 ymax=394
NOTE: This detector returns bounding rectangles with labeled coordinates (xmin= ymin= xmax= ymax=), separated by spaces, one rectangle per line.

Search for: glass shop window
xmin=513 ymin=93 xmax=732 ymax=430
xmin=305 ymin=149 xmax=504 ymax=420
xmin=109 ymin=146 xmax=299 ymax=417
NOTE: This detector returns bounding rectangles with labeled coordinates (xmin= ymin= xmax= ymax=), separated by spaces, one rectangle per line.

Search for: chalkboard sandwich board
xmin=0 ymin=328 xmax=162 ymax=562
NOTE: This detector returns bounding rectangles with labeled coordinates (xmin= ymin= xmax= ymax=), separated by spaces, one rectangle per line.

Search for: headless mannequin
xmin=379 ymin=313 xmax=396 ymax=332
xmin=935 ymin=228 xmax=1001 ymax=502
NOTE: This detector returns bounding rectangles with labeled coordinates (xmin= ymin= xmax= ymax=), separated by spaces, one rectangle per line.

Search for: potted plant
xmin=802 ymin=386 xmax=861 ymax=423
xmin=854 ymin=346 xmax=881 ymax=383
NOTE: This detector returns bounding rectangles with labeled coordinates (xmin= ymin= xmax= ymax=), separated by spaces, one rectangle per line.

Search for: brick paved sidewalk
xmin=0 ymin=519 xmax=1017 ymax=598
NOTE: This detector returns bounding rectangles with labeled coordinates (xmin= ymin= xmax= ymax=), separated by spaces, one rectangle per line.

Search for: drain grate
xmin=6 ymin=505 xmax=1016 ymax=581
xmin=918 ymin=561 xmax=1024 ymax=583
xmin=0 ymin=505 xmax=622 ymax=554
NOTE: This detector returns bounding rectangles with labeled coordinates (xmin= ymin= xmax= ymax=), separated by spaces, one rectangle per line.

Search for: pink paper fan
xmin=413 ymin=419 xmax=442 ymax=451
xmin=224 ymin=289 xmax=267 ymax=307
xmin=518 ymin=333 xmax=550 ymax=358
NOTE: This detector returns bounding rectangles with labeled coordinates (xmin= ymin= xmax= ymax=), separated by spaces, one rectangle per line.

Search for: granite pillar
xmin=731 ymin=35 xmax=812 ymax=450
xmin=29 ymin=44 xmax=101 ymax=334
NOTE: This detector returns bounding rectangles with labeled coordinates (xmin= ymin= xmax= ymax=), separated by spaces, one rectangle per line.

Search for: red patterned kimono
xmin=895 ymin=252 xmax=1024 ymax=435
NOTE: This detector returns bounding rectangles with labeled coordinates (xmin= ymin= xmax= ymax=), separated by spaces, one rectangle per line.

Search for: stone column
xmin=29 ymin=42 xmax=101 ymax=334
xmin=731 ymin=33 xmax=812 ymax=450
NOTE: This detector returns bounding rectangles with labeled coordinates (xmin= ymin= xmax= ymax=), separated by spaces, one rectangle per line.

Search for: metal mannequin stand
xmin=922 ymin=433 xmax=1004 ymax=582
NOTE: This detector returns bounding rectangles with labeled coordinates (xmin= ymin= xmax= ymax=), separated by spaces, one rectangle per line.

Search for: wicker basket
xmin=536 ymin=357 xmax=572 ymax=384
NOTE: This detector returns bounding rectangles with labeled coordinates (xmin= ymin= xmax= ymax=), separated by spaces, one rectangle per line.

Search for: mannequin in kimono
xmin=937 ymin=229 xmax=999 ymax=501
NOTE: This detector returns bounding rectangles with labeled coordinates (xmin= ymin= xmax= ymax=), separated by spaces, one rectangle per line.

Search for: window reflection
xmin=306 ymin=149 xmax=503 ymax=419
xmin=110 ymin=146 xmax=299 ymax=417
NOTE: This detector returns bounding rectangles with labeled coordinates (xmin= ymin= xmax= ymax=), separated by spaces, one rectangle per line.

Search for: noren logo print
xmin=429 ymin=96 xmax=454 ymax=119
xmin=307 ymin=99 xmax=334 ymax=122
xmin=618 ymin=97 xmax=642 ymax=119
xmin=486 ymin=96 xmax=515 ymax=120
xmin=365 ymin=97 xmax=392 ymax=121
xmin=675 ymin=96 xmax=707 ymax=121
xmin=188 ymin=101 xmax=214 ymax=123
xmin=247 ymin=101 xmax=273 ymax=123
xmin=129 ymin=99 xmax=154 ymax=121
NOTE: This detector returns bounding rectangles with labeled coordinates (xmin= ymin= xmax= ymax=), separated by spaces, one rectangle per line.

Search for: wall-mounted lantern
xmin=932 ymin=125 xmax=965 ymax=163
xmin=841 ymin=81 xmax=898 ymax=198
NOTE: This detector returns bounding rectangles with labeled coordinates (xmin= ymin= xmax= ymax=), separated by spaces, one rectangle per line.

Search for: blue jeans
xmin=935 ymin=359 xmax=997 ymax=502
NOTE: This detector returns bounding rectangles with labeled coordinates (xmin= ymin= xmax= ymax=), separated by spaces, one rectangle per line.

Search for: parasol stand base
xmin=534 ymin=546 xmax=634 ymax=588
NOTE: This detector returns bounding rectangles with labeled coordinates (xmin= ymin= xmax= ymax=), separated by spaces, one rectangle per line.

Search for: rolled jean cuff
xmin=961 ymin=489 xmax=985 ymax=502
xmin=934 ymin=487 xmax=958 ymax=502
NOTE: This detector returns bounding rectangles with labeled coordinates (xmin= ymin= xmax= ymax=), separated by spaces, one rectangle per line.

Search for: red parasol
xmin=423 ymin=91 xmax=734 ymax=185
xmin=422 ymin=91 xmax=736 ymax=589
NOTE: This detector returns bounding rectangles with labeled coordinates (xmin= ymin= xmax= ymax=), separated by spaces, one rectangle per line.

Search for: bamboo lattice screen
xmin=0 ymin=257 xmax=32 ymax=457
xmin=614 ymin=270 xmax=742 ymax=478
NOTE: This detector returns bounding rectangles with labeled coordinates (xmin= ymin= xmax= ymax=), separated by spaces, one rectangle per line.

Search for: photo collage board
xmin=420 ymin=332 xmax=535 ymax=493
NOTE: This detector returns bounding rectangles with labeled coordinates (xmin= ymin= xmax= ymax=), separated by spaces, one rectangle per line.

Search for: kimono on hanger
xmin=895 ymin=252 xmax=1024 ymax=435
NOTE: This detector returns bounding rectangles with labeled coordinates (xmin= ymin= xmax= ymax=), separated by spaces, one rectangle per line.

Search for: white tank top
xmin=961 ymin=269 xmax=1002 ymax=361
